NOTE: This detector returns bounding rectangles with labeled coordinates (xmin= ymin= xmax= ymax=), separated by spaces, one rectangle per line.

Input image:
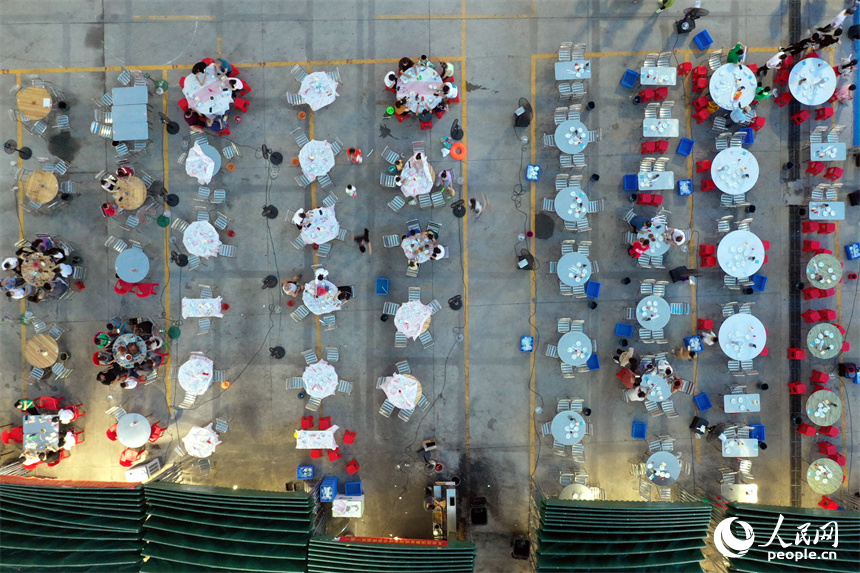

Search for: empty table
xmin=555 ymin=61 xmax=591 ymax=80
xmin=641 ymin=372 xmax=671 ymax=402
xmin=640 ymin=67 xmax=677 ymax=86
xmin=789 ymin=58 xmax=837 ymax=106
xmin=178 ymin=354 xmax=215 ymax=395
xmin=25 ymin=334 xmax=58 ymax=368
xmin=112 ymin=176 xmax=147 ymax=210
xmin=810 ymin=142 xmax=847 ymax=161
xmin=295 ymin=426 xmax=339 ymax=449
xmin=807 ymin=458 xmax=842 ymax=495
xmin=550 ymin=410 xmax=586 ymax=445
xmin=554 ymin=119 xmax=589 ymax=154
xmin=636 ymin=296 xmax=671 ymax=329
xmin=808 ymin=202 xmax=845 ymax=220
xmin=112 ymin=86 xmax=149 ymax=106
xmin=638 ymin=172 xmax=674 ymax=190
xmin=719 ymin=313 xmax=766 ymax=360
xmin=111 ymin=104 xmax=149 ymax=141
xmin=299 ymin=72 xmax=339 ymax=111
xmin=114 ymin=248 xmax=150 ymax=283
xmin=559 ymin=483 xmax=594 ymax=500
xmin=116 ymin=413 xmax=151 ymax=448
xmin=722 ymin=438 xmax=758 ymax=457
xmin=709 ymin=64 xmax=756 ymax=110
xmin=711 ymin=147 xmax=759 ymax=195
xmin=806 ymin=253 xmax=842 ymax=288
xmin=807 ymin=324 xmax=844 ymax=360
xmin=381 ymin=374 xmax=422 ymax=410
xmin=558 ymin=331 xmax=592 ymax=366
xmin=646 ymin=451 xmax=680 ymax=485
xmin=554 ymin=188 xmax=589 ymax=221
xmin=23 ymin=415 xmax=59 ymax=452
xmin=806 ymin=390 xmax=842 ymax=426
xmin=724 ymin=393 xmax=761 ymax=413
xmin=717 ymin=230 xmax=764 ymax=278
xmin=721 ymin=483 xmax=758 ymax=503
xmin=557 ymin=252 xmax=592 ymax=287
xmin=25 ymin=171 xmax=58 ymax=204
xmin=303 ymin=360 xmax=338 ymax=399
xmin=183 ymin=424 xmax=222 ymax=457
xmin=642 ymin=119 xmax=679 ymax=138
xmin=17 ymin=86 xmax=52 ymax=120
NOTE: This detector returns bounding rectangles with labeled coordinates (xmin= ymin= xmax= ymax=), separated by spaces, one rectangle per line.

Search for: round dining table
xmin=113 ymin=176 xmax=148 ymax=210
xmin=183 ymin=221 xmax=222 ymax=258
xmin=116 ymin=413 xmax=151 ymax=448
xmin=556 ymin=252 xmax=592 ymax=287
xmin=18 ymin=252 xmax=58 ymax=287
xmin=640 ymin=372 xmax=672 ymax=402
xmin=299 ymin=140 xmax=335 ymax=180
xmin=299 ymin=72 xmax=339 ymax=111
xmin=806 ymin=458 xmax=842 ymax=495
xmin=719 ymin=313 xmax=766 ymax=360
xmin=807 ymin=323 xmax=843 ymax=360
xmin=646 ymin=451 xmax=681 ymax=485
xmin=25 ymin=171 xmax=59 ymax=204
xmin=709 ymin=63 xmax=756 ymax=110
xmin=300 ymin=207 xmax=340 ymax=245
xmin=789 ymin=58 xmax=837 ymax=106
xmin=637 ymin=221 xmax=669 ymax=256
xmin=554 ymin=188 xmax=589 ymax=221
xmin=711 ymin=147 xmax=759 ymax=195
xmin=114 ymin=248 xmax=150 ymax=283
xmin=550 ymin=410 xmax=586 ymax=445
xmin=558 ymin=331 xmax=592 ymax=366
xmin=302 ymin=279 xmax=342 ymax=315
xmin=806 ymin=389 xmax=842 ymax=427
xmin=381 ymin=373 xmax=422 ymax=410
xmin=554 ymin=119 xmax=589 ymax=154
xmin=302 ymin=360 xmax=338 ymax=399
xmin=559 ymin=484 xmax=593 ymax=500
xmin=397 ymin=65 xmax=443 ymax=113
xmin=636 ymin=296 xmax=671 ymax=329
xmin=806 ymin=254 xmax=842 ymax=288
xmin=717 ymin=230 xmax=764 ymax=278
xmin=17 ymin=86 xmax=53 ymax=120
xmin=25 ymin=334 xmax=59 ymax=368
xmin=112 ymin=333 xmax=147 ymax=368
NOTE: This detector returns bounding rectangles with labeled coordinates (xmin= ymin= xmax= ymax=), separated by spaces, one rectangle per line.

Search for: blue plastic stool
xmin=615 ymin=323 xmax=635 ymax=337
xmin=751 ymin=273 xmax=768 ymax=292
xmin=693 ymin=393 xmax=712 ymax=412
xmin=297 ymin=465 xmax=315 ymax=480
xmin=694 ymin=30 xmax=713 ymax=50
xmin=344 ymin=480 xmax=363 ymax=496
xmin=621 ymin=69 xmax=639 ymax=89
xmin=586 ymin=353 xmax=600 ymax=371
xmin=375 ymin=278 xmax=389 ymax=295
xmin=750 ymin=424 xmax=766 ymax=441
xmin=676 ymin=137 xmax=694 ymax=157
xmin=632 ymin=421 xmax=647 ymax=440
xmin=585 ymin=281 xmax=601 ymax=298
xmin=677 ymin=178 xmax=693 ymax=196
xmin=623 ymin=174 xmax=639 ymax=191
xmin=737 ymin=127 xmax=754 ymax=146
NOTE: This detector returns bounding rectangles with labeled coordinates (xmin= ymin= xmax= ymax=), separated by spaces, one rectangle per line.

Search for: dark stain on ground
xmin=487 ymin=418 xmax=496 ymax=431
xmin=48 ymin=132 xmax=80 ymax=164
xmin=465 ymin=82 xmax=497 ymax=94
xmin=378 ymin=124 xmax=393 ymax=139
xmin=84 ymin=25 xmax=104 ymax=49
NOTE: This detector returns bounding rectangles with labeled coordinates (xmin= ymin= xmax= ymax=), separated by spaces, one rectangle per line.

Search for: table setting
xmin=399 ymin=154 xmax=435 ymax=197
xmin=296 ymin=426 xmax=339 ymax=449
xmin=640 ymin=372 xmax=671 ymax=402
xmin=554 ymin=120 xmax=589 ymax=154
xmin=806 ymin=390 xmax=842 ymax=426
xmin=806 ymin=458 xmax=842 ymax=495
xmin=19 ymin=252 xmax=58 ymax=287
xmin=178 ymin=354 xmax=215 ymax=395
xmin=640 ymin=67 xmax=677 ymax=85
xmin=299 ymin=72 xmax=339 ymax=111
xmin=717 ymin=230 xmax=764 ymax=278
xmin=646 ymin=451 xmax=680 ymax=485
xmin=181 ymin=296 xmax=224 ymax=318
xmin=300 ymin=207 xmax=340 ymax=245
xmin=718 ymin=314 xmax=766 ymax=360
xmin=116 ymin=413 xmax=151 ymax=448
xmin=401 ymin=234 xmax=437 ymax=263
xmin=789 ymin=58 xmax=837 ymax=106
xmin=806 ymin=253 xmax=842 ymax=288
xmin=558 ymin=331 xmax=592 ymax=366
xmin=550 ymin=411 xmax=586 ymax=445
xmin=711 ymin=148 xmax=759 ymax=195
xmin=112 ymin=333 xmax=147 ymax=368
xmin=642 ymin=119 xmax=679 ymax=138
xmin=721 ymin=483 xmax=758 ymax=503
xmin=806 ymin=324 xmax=843 ymax=360
xmin=298 ymin=140 xmax=335 ymax=180
xmin=396 ymin=65 xmax=442 ymax=113
xmin=709 ymin=63 xmax=756 ymax=109
xmin=554 ymin=188 xmax=588 ymax=221
xmin=302 ymin=360 xmax=338 ymax=399
xmin=724 ymin=393 xmax=761 ymax=413
xmin=555 ymin=60 xmax=591 ymax=80
xmin=394 ymin=300 xmax=432 ymax=340
xmin=302 ymin=278 xmax=342 ymax=315
xmin=23 ymin=415 xmax=59 ymax=453
xmin=182 ymin=64 xmax=233 ymax=117
xmin=810 ymin=143 xmax=846 ymax=161
xmin=636 ymin=296 xmax=671 ymax=329
xmin=637 ymin=221 xmax=670 ymax=256
xmin=182 ymin=423 xmax=222 ymax=458
xmin=557 ymin=252 xmax=592 ymax=287
xmin=721 ymin=437 xmax=758 ymax=457
xmin=808 ymin=202 xmax=844 ymax=221
xmin=381 ymin=373 xmax=422 ymax=410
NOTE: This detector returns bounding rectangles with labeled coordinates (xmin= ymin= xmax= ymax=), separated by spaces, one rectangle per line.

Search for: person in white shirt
xmin=440 ymin=82 xmax=458 ymax=100
xmin=384 ymin=72 xmax=397 ymax=90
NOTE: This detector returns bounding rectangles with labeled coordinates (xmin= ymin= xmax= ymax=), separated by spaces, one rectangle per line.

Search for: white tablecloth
xmin=640 ymin=67 xmax=677 ymax=86
xmin=709 ymin=64 xmax=756 ymax=110
xmin=181 ymin=297 xmax=223 ymax=318
xmin=711 ymin=148 xmax=759 ymax=195
xmin=719 ymin=313 xmax=766 ymax=360
xmin=397 ymin=65 xmax=443 ymax=113
xmin=401 ymin=234 xmax=436 ymax=263
xmin=183 ymin=424 xmax=221 ymax=458
xmin=554 ymin=188 xmax=588 ymax=221
xmin=717 ymin=230 xmax=764 ymax=278
xmin=299 ymin=139 xmax=335 ymax=180
xmin=789 ymin=58 xmax=837 ymax=106
xmin=300 ymin=207 xmax=339 ymax=245
xmin=296 ymin=426 xmax=339 ymax=449
xmin=381 ymin=374 xmax=422 ymax=410
xmin=182 ymin=66 xmax=233 ymax=117
xmin=302 ymin=279 xmax=342 ymax=315
xmin=721 ymin=483 xmax=758 ymax=503
xmin=557 ymin=252 xmax=592 ymax=287
xmin=394 ymin=301 xmax=432 ymax=340
xmin=558 ymin=331 xmax=591 ymax=366
xmin=637 ymin=296 xmax=671 ymax=329
xmin=400 ymin=154 xmax=434 ymax=197
xmin=185 ymin=143 xmax=216 ymax=185
xmin=178 ymin=354 xmax=214 ymax=395
xmin=183 ymin=221 xmax=222 ymax=258
xmin=303 ymin=360 xmax=338 ymax=398
xmin=299 ymin=72 xmax=339 ymax=111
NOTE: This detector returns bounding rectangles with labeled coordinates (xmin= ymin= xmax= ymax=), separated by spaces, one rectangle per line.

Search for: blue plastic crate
xmin=344 ymin=480 xmax=363 ymax=496
xmin=694 ymin=30 xmax=713 ymax=50
xmin=623 ymin=174 xmax=639 ymax=191
xmin=751 ymin=273 xmax=768 ymax=292
xmin=520 ymin=336 xmax=534 ymax=352
xmin=676 ymin=137 xmax=694 ymax=157
xmin=737 ymin=127 xmax=754 ymax=146
xmin=845 ymin=242 xmax=860 ymax=261
xmin=684 ymin=335 xmax=703 ymax=353
xmin=749 ymin=424 xmax=766 ymax=442
xmin=631 ymin=421 xmax=647 ymax=440
xmin=677 ymin=178 xmax=693 ymax=196
xmin=297 ymin=465 xmax=315 ymax=480
xmin=375 ymin=278 xmax=389 ymax=295
xmin=320 ymin=476 xmax=338 ymax=502
xmin=615 ymin=323 xmax=634 ymax=337
xmin=586 ymin=353 xmax=600 ymax=371
xmin=525 ymin=164 xmax=541 ymax=182
xmin=585 ymin=281 xmax=601 ymax=298
xmin=620 ymin=69 xmax=639 ymax=89
xmin=693 ymin=392 xmax=712 ymax=412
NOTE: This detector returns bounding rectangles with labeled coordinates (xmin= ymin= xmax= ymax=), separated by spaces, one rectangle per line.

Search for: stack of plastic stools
xmin=694 ymin=30 xmax=713 ymax=50
xmin=320 ymin=476 xmax=338 ymax=502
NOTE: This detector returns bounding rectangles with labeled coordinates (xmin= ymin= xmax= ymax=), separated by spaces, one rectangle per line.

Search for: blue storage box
xmin=632 ymin=421 xmax=647 ymax=440
xmin=585 ymin=281 xmax=601 ymax=298
xmin=615 ymin=323 xmax=634 ymax=337
xmin=676 ymin=137 xmax=694 ymax=157
xmin=520 ymin=336 xmax=534 ymax=352
xmin=623 ymin=174 xmax=639 ymax=191
xmin=750 ymin=424 xmax=766 ymax=441
xmin=297 ymin=465 xmax=315 ymax=480
xmin=375 ymin=278 xmax=389 ymax=295
xmin=586 ymin=353 xmax=600 ymax=371
xmin=684 ymin=335 xmax=703 ymax=353
xmin=693 ymin=392 xmax=712 ymax=412
xmin=694 ymin=30 xmax=713 ymax=50
xmin=344 ymin=481 xmax=363 ymax=496
xmin=525 ymin=164 xmax=541 ymax=182
xmin=677 ymin=178 xmax=693 ymax=196
xmin=620 ymin=69 xmax=639 ymax=89
xmin=751 ymin=273 xmax=768 ymax=292
xmin=845 ymin=242 xmax=860 ymax=261
xmin=737 ymin=127 xmax=754 ymax=146
xmin=320 ymin=476 xmax=338 ymax=502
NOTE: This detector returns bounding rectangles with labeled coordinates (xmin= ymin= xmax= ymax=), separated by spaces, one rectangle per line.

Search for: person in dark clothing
xmin=354 ymin=228 xmax=371 ymax=254
xmin=15 ymin=399 xmax=39 ymax=415
xmin=183 ymin=109 xmax=206 ymax=128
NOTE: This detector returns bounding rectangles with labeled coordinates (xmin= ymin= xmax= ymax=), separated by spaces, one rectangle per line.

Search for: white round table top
xmin=114 ymin=248 xmax=150 ymax=284
xmin=637 ymin=221 xmax=669 ymax=256
xmin=789 ymin=58 xmax=837 ymax=106
xmin=719 ymin=313 xmax=766 ymax=360
xmin=709 ymin=63 xmax=756 ymax=110
xmin=646 ymin=451 xmax=681 ymax=485
xmin=711 ymin=147 xmax=759 ymax=195
xmin=550 ymin=410 xmax=586 ymax=445
xmin=636 ymin=296 xmax=671 ymax=329
xmin=199 ymin=144 xmax=222 ymax=174
xmin=115 ymin=413 xmax=151 ymax=448
xmin=554 ymin=188 xmax=589 ymax=221
xmin=717 ymin=230 xmax=765 ymax=278
xmin=641 ymin=372 xmax=672 ymax=403
xmin=554 ymin=119 xmax=589 ymax=154
xmin=559 ymin=484 xmax=593 ymax=500
xmin=558 ymin=331 xmax=592 ymax=366
xmin=557 ymin=252 xmax=592 ymax=287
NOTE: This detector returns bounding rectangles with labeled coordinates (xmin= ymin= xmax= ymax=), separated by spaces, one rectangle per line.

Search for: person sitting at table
xmin=393 ymin=158 xmax=404 ymax=173
xmin=94 ymin=350 xmax=115 ymax=366
xmin=183 ymin=109 xmax=206 ymax=128
xmin=39 ymin=449 xmax=62 ymax=465
xmin=2 ymin=257 xmax=18 ymax=272
xmin=673 ymin=346 xmax=695 ymax=361
xmin=93 ymin=333 xmax=114 ymax=350
xmin=626 ymin=387 xmax=647 ymax=402
xmin=101 ymin=201 xmax=120 ymax=217
xmin=100 ymin=173 xmax=119 ymax=192
xmin=129 ymin=318 xmax=154 ymax=336
xmin=205 ymin=113 xmax=230 ymax=133
xmin=430 ymin=246 xmax=448 ymax=260
xmin=97 ymin=366 xmax=123 ymax=386
xmin=120 ymin=376 xmax=141 ymax=390
xmin=394 ymin=98 xmax=409 ymax=117
xmin=417 ymin=108 xmax=433 ymax=125
xmin=628 ymin=214 xmax=652 ymax=232
xmin=439 ymin=61 xmax=454 ymax=80
xmin=192 ymin=61 xmax=208 ymax=84
xmin=726 ymin=43 xmax=747 ymax=64
xmin=699 ymin=330 xmax=717 ymax=346
xmin=398 ymin=57 xmax=414 ymax=75
xmin=669 ymin=376 xmax=684 ymax=393
xmin=336 ymin=286 xmax=353 ymax=302
xmin=384 ymin=72 xmax=398 ymax=91
xmin=628 ymin=238 xmax=650 ymax=259
xmin=32 ymin=237 xmax=53 ymax=252
xmin=145 ymin=337 xmax=164 ymax=352
xmin=4 ymin=281 xmax=31 ymax=301
xmin=225 ymin=77 xmax=243 ymax=98
xmin=439 ymin=82 xmax=458 ymax=101
xmin=214 ymin=57 xmax=232 ymax=76
xmin=43 ymin=279 xmax=68 ymax=299
xmin=15 ymin=399 xmax=40 ymax=415
xmin=281 ymin=274 xmax=303 ymax=297
xmin=27 ymin=290 xmax=45 ymax=304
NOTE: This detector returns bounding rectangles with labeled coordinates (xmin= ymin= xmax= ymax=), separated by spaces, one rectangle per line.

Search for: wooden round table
xmin=25 ymin=334 xmax=59 ymax=368
xmin=806 ymin=458 xmax=842 ymax=495
xmin=25 ymin=171 xmax=59 ymax=204
xmin=17 ymin=86 xmax=53 ymax=120
xmin=113 ymin=177 xmax=147 ymax=210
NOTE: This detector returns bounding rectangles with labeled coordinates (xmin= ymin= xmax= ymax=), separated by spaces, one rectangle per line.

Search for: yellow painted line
xmin=306 ymin=65 xmax=323 ymax=354
xmin=161 ymin=68 xmax=172 ymax=406
xmin=132 ymin=15 xmax=214 ymax=20
xmin=16 ymin=73 xmax=28 ymax=398
xmin=529 ymin=54 xmax=537 ymax=475
xmin=375 ymin=13 xmax=533 ymax=19
xmin=217 ymin=37 xmax=222 ymax=58
xmin=460 ymin=7 xmax=472 ymax=465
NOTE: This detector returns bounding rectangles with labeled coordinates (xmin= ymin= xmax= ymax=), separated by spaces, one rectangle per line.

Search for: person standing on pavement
xmin=655 ymin=0 xmax=675 ymax=13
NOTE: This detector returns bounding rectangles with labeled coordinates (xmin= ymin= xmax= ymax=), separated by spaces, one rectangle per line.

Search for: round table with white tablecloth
xmin=711 ymin=147 xmax=759 ymax=195
xmin=302 ymin=360 xmax=338 ymax=399
xmin=116 ymin=413 xmax=151 ymax=448
xmin=394 ymin=300 xmax=432 ymax=340
xmin=717 ymin=230 xmax=764 ymax=278
xmin=636 ymin=296 xmax=671 ymax=329
xmin=182 ymin=65 xmax=233 ymax=117
xmin=178 ymin=354 xmax=214 ymax=396
xmin=554 ymin=188 xmax=589 ymax=221
xmin=396 ymin=65 xmax=443 ymax=113
xmin=806 ymin=458 xmax=842 ymax=495
xmin=806 ymin=254 xmax=842 ymax=289
xmin=646 ymin=451 xmax=681 ymax=485
xmin=558 ymin=331 xmax=592 ymax=366
xmin=719 ymin=313 xmax=766 ymax=360
xmin=550 ymin=410 xmax=586 ymax=445
xmin=709 ymin=63 xmax=756 ymax=110
xmin=640 ymin=372 xmax=672 ymax=403
xmin=302 ymin=279 xmax=342 ymax=315
xmin=299 ymin=139 xmax=335 ymax=180
xmin=183 ymin=221 xmax=222 ymax=258
xmin=789 ymin=58 xmax=837 ymax=106
xmin=559 ymin=484 xmax=594 ymax=500
xmin=399 ymin=154 xmax=435 ymax=197
xmin=381 ymin=373 xmax=422 ymax=410
xmin=300 ymin=207 xmax=340 ymax=245
xmin=554 ymin=120 xmax=589 ymax=154
xmin=401 ymin=234 xmax=437 ymax=263
xmin=112 ymin=333 xmax=147 ymax=369
xmin=556 ymin=252 xmax=592 ymax=287
xmin=807 ymin=324 xmax=843 ymax=360
xmin=299 ymin=72 xmax=339 ymax=111
xmin=182 ymin=424 xmax=221 ymax=458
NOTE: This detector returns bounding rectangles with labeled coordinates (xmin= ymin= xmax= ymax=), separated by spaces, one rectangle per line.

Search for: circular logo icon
xmin=714 ymin=517 xmax=755 ymax=558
